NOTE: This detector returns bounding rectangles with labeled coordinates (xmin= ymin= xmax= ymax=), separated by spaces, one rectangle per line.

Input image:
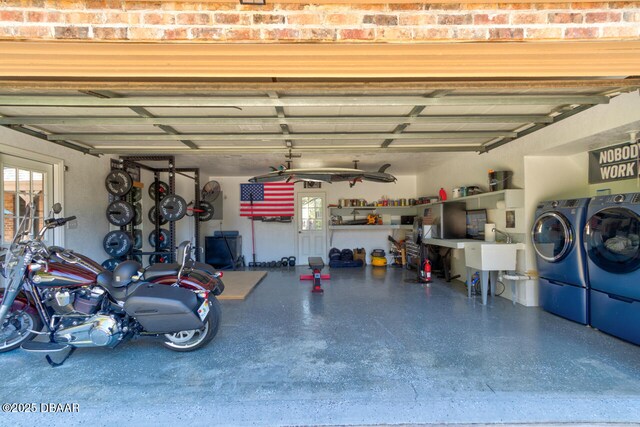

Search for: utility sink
xmin=464 ymin=242 xmax=524 ymax=271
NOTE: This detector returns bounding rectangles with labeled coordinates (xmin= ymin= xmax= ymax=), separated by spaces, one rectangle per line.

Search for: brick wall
xmin=0 ymin=2 xmax=638 ymax=42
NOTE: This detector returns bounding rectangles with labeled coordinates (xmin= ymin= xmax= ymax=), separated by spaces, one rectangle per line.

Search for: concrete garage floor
xmin=2 ymin=267 xmax=640 ymax=426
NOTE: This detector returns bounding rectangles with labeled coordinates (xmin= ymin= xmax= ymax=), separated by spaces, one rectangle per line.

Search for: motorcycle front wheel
xmin=161 ymin=296 xmax=221 ymax=352
xmin=0 ymin=304 xmax=43 ymax=353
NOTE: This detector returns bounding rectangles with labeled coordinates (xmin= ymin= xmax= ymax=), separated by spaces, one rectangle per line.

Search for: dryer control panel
xmin=589 ymin=192 xmax=640 ymax=207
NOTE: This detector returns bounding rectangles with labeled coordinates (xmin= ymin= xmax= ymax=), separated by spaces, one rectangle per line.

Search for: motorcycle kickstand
xmin=45 ymin=347 xmax=76 ymax=368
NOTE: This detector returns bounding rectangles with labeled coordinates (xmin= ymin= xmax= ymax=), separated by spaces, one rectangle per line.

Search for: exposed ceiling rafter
xmin=89 ymin=145 xmax=482 ymax=155
xmin=0 ymin=114 xmax=555 ymax=126
xmin=483 ymin=104 xmax=597 ymax=153
xmin=0 ymin=112 xmax=97 ymax=156
xmin=269 ymin=90 xmax=293 ymax=151
xmin=49 ymin=131 xmax=518 ymax=142
xmin=81 ymin=90 xmax=199 ymax=150
xmin=0 ymin=95 xmax=610 ymax=107
xmin=381 ymin=89 xmax=452 ymax=148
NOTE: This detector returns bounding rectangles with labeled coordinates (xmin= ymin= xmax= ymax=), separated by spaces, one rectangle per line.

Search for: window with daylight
xmin=300 ymin=196 xmax=323 ymax=231
xmin=1 ymin=155 xmax=54 ymax=246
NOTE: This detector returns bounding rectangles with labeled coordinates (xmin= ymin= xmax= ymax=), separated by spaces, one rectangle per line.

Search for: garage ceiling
xmin=0 ymin=80 xmax=638 ymax=167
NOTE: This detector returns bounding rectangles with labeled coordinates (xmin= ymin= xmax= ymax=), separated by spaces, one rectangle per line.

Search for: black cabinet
xmin=205 ymin=235 xmax=243 ymax=270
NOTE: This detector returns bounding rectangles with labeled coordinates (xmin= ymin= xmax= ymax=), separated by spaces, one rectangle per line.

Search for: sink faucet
xmin=492 ymin=227 xmax=512 ymax=243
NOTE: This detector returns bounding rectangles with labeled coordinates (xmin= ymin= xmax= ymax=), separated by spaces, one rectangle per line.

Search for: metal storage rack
xmin=115 ymin=155 xmax=201 ymax=264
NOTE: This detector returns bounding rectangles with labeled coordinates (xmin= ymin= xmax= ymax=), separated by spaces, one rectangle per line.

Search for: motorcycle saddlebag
xmin=123 ymin=284 xmax=204 ymax=334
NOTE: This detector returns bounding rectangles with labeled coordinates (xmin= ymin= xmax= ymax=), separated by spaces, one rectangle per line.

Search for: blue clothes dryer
xmin=532 ymin=198 xmax=590 ymax=324
xmin=584 ymin=193 xmax=640 ymax=345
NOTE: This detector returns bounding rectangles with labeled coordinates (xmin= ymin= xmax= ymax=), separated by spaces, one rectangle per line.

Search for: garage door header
xmin=1 ymin=41 xmax=640 ymax=79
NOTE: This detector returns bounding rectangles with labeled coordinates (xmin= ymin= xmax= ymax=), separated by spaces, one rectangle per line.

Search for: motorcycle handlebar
xmin=45 ymin=216 xmax=76 ymax=227
xmin=38 ymin=215 xmax=76 ymax=240
xmin=58 ymin=216 xmax=76 ymax=225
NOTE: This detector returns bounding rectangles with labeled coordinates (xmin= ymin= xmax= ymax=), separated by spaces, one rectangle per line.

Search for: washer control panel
xmin=537 ymin=198 xmax=589 ymax=211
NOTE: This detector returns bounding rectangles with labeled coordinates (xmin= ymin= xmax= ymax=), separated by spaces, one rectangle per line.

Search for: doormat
xmin=217 ymin=271 xmax=267 ymax=300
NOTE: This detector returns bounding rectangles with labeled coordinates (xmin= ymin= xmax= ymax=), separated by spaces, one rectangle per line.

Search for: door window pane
xmin=301 ymin=196 xmax=323 ymax=231
xmin=32 ymin=171 xmax=44 ymax=233
xmin=33 ymin=171 xmax=44 ymax=218
xmin=2 ymin=165 xmax=49 ymax=243
xmin=17 ymin=169 xmax=30 ymax=218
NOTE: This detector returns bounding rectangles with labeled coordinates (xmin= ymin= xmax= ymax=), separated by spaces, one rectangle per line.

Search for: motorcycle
xmin=42 ymin=200 xmax=224 ymax=298
xmin=51 ymin=240 xmax=225 ymax=296
xmin=0 ymin=204 xmax=221 ymax=366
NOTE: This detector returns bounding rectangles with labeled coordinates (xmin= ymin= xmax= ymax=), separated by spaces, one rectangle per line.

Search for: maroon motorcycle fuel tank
xmin=72 ymin=252 xmax=103 ymax=275
xmin=30 ymin=263 xmax=95 ymax=288
xmin=49 ymin=249 xmax=103 ymax=277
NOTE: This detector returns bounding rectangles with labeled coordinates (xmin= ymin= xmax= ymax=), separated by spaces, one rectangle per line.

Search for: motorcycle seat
xmin=143 ymin=263 xmax=181 ymax=280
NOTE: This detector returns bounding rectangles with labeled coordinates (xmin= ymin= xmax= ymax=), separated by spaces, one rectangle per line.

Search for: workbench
xmin=421 ymin=238 xmax=482 ymax=282
xmin=422 ymin=238 xmax=482 ymax=249
xmin=425 ymin=238 xmax=526 ymax=305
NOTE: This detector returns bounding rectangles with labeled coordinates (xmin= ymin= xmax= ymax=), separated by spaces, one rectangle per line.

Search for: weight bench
xmin=299 ymin=257 xmax=330 ymax=293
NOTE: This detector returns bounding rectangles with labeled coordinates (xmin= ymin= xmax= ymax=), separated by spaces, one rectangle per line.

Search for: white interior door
xmin=297 ymin=192 xmax=327 ymax=264
xmin=1 ymin=154 xmax=54 ymax=249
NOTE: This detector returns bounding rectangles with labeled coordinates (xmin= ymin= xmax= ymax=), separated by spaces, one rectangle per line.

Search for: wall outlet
xmin=66 ymin=220 xmax=78 ymax=230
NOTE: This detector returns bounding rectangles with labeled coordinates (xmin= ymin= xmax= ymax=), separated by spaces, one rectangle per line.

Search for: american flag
xmin=240 ymin=183 xmax=295 ymax=217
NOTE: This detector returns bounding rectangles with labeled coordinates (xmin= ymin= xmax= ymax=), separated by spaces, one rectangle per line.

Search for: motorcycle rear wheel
xmin=0 ymin=305 xmax=43 ymax=353
xmin=161 ymin=296 xmax=221 ymax=352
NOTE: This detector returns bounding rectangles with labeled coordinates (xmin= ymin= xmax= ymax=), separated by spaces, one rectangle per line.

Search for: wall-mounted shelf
xmin=329 ymin=206 xmax=416 ymax=215
xmin=329 ymin=225 xmax=413 ymax=230
xmin=414 ymin=189 xmax=524 ymax=212
xmin=329 ymin=190 xmax=524 ymax=218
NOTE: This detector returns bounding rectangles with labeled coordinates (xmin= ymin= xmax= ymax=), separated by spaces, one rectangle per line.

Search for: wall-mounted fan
xmin=201 ymin=180 xmax=221 ymax=203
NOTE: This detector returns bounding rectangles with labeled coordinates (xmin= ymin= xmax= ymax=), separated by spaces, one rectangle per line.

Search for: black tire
xmin=0 ymin=303 xmax=43 ymax=353
xmin=161 ymin=296 xmax=221 ymax=352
